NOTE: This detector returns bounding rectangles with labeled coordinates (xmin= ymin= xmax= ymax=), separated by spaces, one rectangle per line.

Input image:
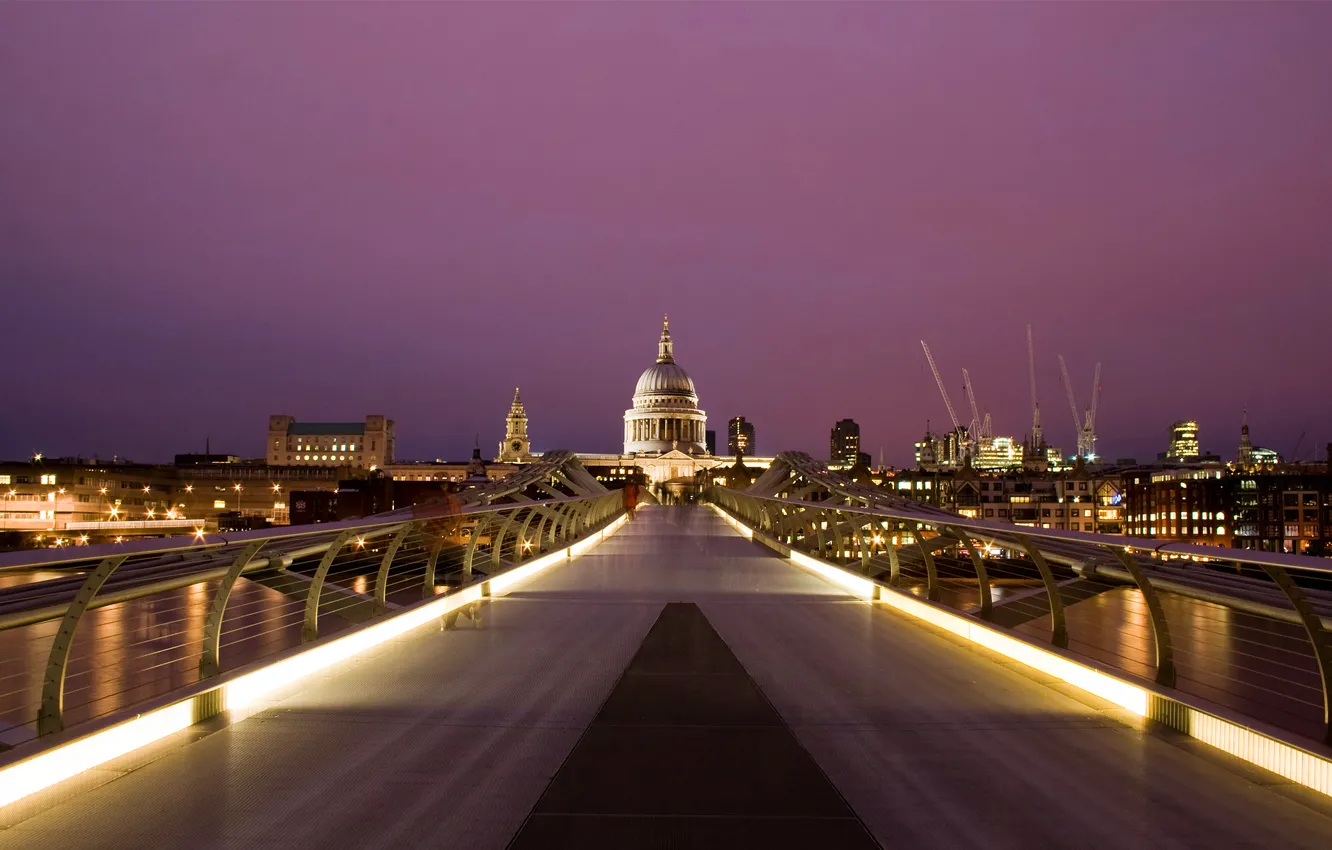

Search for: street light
xmin=233 ymin=483 xmax=242 ymax=515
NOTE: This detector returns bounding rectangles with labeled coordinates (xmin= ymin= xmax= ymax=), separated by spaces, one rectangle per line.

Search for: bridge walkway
xmin=2 ymin=506 xmax=1331 ymax=848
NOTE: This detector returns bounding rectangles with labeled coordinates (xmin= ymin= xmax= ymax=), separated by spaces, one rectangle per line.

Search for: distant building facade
xmin=829 ymin=419 xmax=860 ymax=470
xmin=1166 ymin=420 xmax=1200 ymax=461
xmin=728 ymin=416 xmax=755 ymax=456
xmin=1124 ymin=465 xmax=1332 ymax=554
xmin=267 ymin=415 xmax=395 ymax=469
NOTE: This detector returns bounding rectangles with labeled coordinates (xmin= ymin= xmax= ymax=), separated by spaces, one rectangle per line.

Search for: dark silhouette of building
xmin=727 ymin=416 xmax=755 ymax=457
xmin=705 ymin=430 xmax=716 ymax=455
xmin=829 ymin=419 xmax=861 ymax=470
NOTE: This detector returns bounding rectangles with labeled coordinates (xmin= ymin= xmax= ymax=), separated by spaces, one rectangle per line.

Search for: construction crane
xmin=1086 ymin=362 xmax=1102 ymax=461
xmin=1059 ymin=355 xmax=1101 ymax=461
xmin=921 ymin=341 xmax=962 ymax=435
xmin=962 ymin=368 xmax=982 ymax=440
xmin=1026 ymin=326 xmax=1043 ymax=449
xmin=921 ymin=340 xmax=972 ymax=463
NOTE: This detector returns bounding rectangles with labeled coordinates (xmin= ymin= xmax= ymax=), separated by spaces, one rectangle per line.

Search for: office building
xmin=728 ymin=416 xmax=755 ymax=457
xmin=829 ymin=419 xmax=860 ymax=470
xmin=267 ymin=415 xmax=395 ymax=469
xmin=1166 ymin=420 xmax=1200 ymax=461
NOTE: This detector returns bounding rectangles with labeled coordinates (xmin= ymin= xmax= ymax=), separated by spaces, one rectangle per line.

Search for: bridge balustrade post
xmin=462 ymin=515 xmax=495 ymax=583
xmin=556 ymin=502 xmax=579 ymax=542
xmin=372 ymin=524 xmax=414 ymax=614
xmin=567 ymin=501 xmax=590 ymax=542
xmin=303 ymin=530 xmax=357 ymax=642
xmin=1258 ymin=563 xmax=1332 ymax=744
xmin=1015 ymin=535 xmax=1067 ymax=647
xmin=531 ymin=510 xmax=551 ymax=553
xmin=917 ymin=538 xmax=941 ymax=602
xmin=948 ymin=527 xmax=992 ymax=620
xmin=423 ymin=538 xmax=444 ymax=597
xmin=491 ymin=510 xmax=518 ymax=567
xmin=513 ymin=508 xmax=539 ymax=562
xmin=199 ymin=541 xmax=268 ymax=679
xmin=547 ymin=503 xmax=569 ymax=545
xmin=813 ymin=512 xmax=828 ymax=559
xmin=1108 ymin=546 xmax=1176 ymax=688
xmin=887 ymin=544 xmax=901 ymax=587
xmin=38 ymin=554 xmax=130 ymax=736
xmin=857 ymin=519 xmax=871 ymax=573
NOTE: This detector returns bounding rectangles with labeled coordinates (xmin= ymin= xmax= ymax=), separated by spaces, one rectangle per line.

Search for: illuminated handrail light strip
xmin=713 ymin=504 xmax=1332 ymax=798
xmin=0 ymin=512 xmax=628 ymax=810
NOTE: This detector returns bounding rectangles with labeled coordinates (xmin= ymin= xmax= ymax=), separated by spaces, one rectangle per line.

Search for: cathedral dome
xmin=634 ymin=362 xmax=697 ymax=398
xmin=623 ymin=317 xmax=708 ymax=456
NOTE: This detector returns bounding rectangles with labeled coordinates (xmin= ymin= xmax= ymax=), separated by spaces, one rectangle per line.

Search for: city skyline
xmin=3 ymin=4 xmax=1331 ymax=464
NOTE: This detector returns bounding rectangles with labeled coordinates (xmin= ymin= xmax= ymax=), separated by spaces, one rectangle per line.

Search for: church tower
xmin=498 ymin=387 xmax=531 ymax=461
xmin=1238 ymin=409 xmax=1254 ymax=469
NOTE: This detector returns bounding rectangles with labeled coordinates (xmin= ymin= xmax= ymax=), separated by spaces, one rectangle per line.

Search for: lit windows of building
xmin=829 ymin=419 xmax=860 ymax=470
xmin=267 ymin=415 xmax=394 ymax=470
xmin=1166 ymin=420 xmax=1201 ymax=461
xmin=728 ymin=416 xmax=755 ymax=457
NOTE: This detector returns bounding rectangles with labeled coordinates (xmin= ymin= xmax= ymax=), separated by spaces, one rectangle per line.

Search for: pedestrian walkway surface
xmin=3 ymin=506 xmax=1332 ymax=849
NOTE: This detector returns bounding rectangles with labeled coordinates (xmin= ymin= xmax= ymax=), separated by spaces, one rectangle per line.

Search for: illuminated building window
xmin=214 ymin=500 xmax=227 ymax=508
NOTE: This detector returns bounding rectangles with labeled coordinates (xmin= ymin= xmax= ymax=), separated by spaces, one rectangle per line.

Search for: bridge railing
xmin=0 ymin=492 xmax=623 ymax=748
xmin=708 ymin=487 xmax=1332 ymax=746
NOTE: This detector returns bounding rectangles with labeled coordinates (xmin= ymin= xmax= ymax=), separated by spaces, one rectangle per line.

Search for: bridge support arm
xmin=917 ymin=540 xmax=941 ymax=602
xmin=948 ymin=527 xmax=992 ymax=619
xmin=374 ymin=525 xmax=413 ymax=614
xmin=303 ymin=530 xmax=356 ymax=642
xmin=199 ymin=541 xmax=268 ymax=678
xmin=38 ymin=554 xmax=130 ymax=736
xmin=1109 ymin=546 xmax=1176 ymax=688
xmin=1016 ymin=535 xmax=1067 ymax=648
xmin=1260 ymin=564 xmax=1332 ymax=745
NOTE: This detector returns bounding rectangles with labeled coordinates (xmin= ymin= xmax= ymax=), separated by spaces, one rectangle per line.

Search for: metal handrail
xmin=709 ymin=486 xmax=1332 ymax=745
xmin=1 ymin=490 xmax=624 ymax=743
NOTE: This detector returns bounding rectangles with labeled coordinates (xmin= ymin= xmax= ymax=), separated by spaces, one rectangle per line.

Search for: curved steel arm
xmin=373 ymin=525 xmax=413 ymax=615
xmin=1260 ymin=564 xmax=1332 ymax=744
xmin=512 ymin=509 xmax=539 ymax=563
xmin=1015 ymin=534 xmax=1067 ymax=648
xmin=917 ymin=540 xmax=941 ymax=602
xmin=490 ymin=510 xmax=518 ymax=567
xmin=1109 ymin=546 xmax=1176 ymax=687
xmin=462 ymin=515 xmax=493 ymax=582
xmin=947 ymin=527 xmax=992 ymax=619
xmin=199 ymin=541 xmax=268 ymax=678
xmin=303 ymin=530 xmax=356 ymax=642
xmin=423 ymin=538 xmax=444 ymax=598
xmin=38 ymin=554 xmax=130 ymax=735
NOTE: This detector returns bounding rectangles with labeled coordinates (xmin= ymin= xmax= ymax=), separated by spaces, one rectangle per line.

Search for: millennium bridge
xmin=1 ymin=451 xmax=1331 ymax=847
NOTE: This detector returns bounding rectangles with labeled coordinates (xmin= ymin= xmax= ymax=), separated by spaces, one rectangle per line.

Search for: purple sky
xmin=3 ymin=4 xmax=1331 ymax=466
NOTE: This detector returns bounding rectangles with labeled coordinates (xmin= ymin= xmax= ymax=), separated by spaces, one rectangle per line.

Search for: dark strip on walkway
xmin=508 ymin=602 xmax=879 ymax=849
